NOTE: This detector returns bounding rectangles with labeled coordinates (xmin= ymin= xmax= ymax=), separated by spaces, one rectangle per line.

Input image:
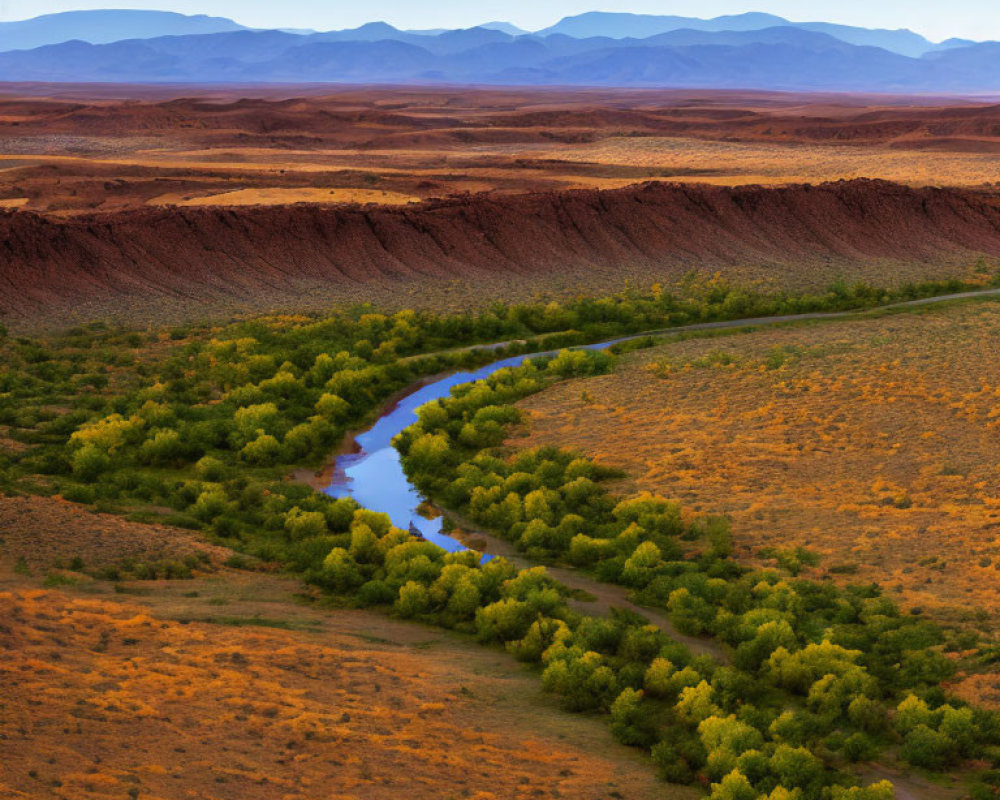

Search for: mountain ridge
xmin=0 ymin=10 xmax=997 ymax=93
xmin=533 ymin=11 xmax=946 ymax=56
xmin=1 ymin=25 xmax=998 ymax=92
xmin=0 ymin=9 xmax=246 ymax=50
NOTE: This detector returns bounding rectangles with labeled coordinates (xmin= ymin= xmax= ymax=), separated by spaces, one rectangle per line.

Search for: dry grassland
xmin=6 ymin=88 xmax=1000 ymax=215
xmin=532 ymin=137 xmax=1000 ymax=188
xmin=0 ymin=495 xmax=228 ymax=572
xmin=0 ymin=496 xmax=682 ymax=800
xmin=514 ymin=299 xmax=1000 ymax=623
xmin=149 ymin=187 xmax=421 ymax=207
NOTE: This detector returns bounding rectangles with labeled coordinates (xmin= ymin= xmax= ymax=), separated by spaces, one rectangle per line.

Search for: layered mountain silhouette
xmin=0 ymin=9 xmax=995 ymax=92
xmin=536 ymin=12 xmax=970 ymax=57
xmin=0 ymin=10 xmax=246 ymax=50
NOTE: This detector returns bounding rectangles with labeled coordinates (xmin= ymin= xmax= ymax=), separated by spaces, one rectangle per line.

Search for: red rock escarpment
xmin=3 ymin=179 xmax=1000 ymax=321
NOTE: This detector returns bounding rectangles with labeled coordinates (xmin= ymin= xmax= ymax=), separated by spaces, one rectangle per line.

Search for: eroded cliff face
xmin=3 ymin=180 xmax=999 ymax=324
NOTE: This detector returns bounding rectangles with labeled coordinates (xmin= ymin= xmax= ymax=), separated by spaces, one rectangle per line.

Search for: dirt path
xmin=448 ymin=511 xmax=729 ymax=662
xmin=495 ymin=285 xmax=1000 ymax=359
xmin=859 ymin=765 xmax=964 ymax=800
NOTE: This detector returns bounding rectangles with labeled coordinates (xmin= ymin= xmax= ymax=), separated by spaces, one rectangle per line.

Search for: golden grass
xmin=149 ymin=187 xmax=421 ymax=207
xmin=0 ymin=495 xmax=227 ymax=571
xmin=0 ymin=583 xmax=678 ymax=800
xmin=0 ymin=496 xmax=687 ymax=800
xmin=16 ymin=133 xmax=1000 ymax=208
xmin=952 ymin=673 xmax=1000 ymax=711
xmin=513 ymin=299 xmax=1000 ymax=622
xmin=0 ymin=197 xmax=28 ymax=208
xmin=534 ymin=137 xmax=1000 ymax=187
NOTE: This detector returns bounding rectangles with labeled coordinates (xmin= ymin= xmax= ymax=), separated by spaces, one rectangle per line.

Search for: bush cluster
xmin=2 ymin=279 xmax=998 ymax=798
xmin=394 ymin=349 xmax=1000 ymax=798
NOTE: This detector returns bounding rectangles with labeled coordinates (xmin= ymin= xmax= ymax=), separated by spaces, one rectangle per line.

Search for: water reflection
xmin=324 ymin=343 xmax=620 ymax=552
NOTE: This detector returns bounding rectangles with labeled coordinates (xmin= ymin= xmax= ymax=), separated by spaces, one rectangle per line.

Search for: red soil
xmin=2 ymin=179 xmax=1000 ymax=324
xmin=3 ymin=86 xmax=1000 ymax=148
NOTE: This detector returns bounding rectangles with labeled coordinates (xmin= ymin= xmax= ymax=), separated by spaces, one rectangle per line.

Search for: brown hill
xmin=3 ymin=179 xmax=1000 ymax=327
xmin=4 ymin=87 xmax=1000 ymax=148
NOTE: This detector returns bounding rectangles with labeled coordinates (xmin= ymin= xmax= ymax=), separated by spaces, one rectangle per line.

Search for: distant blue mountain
xmin=479 ymin=22 xmax=530 ymax=36
xmin=0 ymin=10 xmax=997 ymax=93
xmin=923 ymin=41 xmax=1000 ymax=72
xmin=537 ymin=11 xmax=942 ymax=57
xmin=537 ymin=12 xmax=789 ymax=39
xmin=0 ymin=10 xmax=245 ymax=51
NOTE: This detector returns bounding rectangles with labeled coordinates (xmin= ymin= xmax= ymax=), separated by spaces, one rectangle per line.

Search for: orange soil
xmin=513 ymin=299 xmax=1000 ymax=622
xmin=150 ymin=187 xmax=420 ymax=207
xmin=0 ymin=579 xmax=682 ymax=800
xmin=4 ymin=86 xmax=1000 ymax=329
xmin=0 ymin=495 xmax=227 ymax=571
xmin=0 ymin=495 xmax=684 ymax=800
xmin=3 ymin=86 xmax=1000 ymax=216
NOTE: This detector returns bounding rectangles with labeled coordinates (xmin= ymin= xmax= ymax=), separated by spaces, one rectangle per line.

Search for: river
xmin=322 ymin=285 xmax=1000 ymax=553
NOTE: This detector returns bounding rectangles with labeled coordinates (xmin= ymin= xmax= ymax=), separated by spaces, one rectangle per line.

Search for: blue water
xmin=321 ymin=286 xmax=1000 ymax=554
xmin=324 ymin=342 xmax=624 ymax=552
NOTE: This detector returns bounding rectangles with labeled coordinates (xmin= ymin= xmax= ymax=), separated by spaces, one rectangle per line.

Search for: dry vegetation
xmin=0 ymin=495 xmax=228 ymax=573
xmin=150 ymin=187 xmax=421 ymax=207
xmin=4 ymin=85 xmax=1000 ymax=215
xmin=7 ymin=84 xmax=1000 ymax=798
xmin=0 ymin=495 xmax=684 ymax=800
xmin=5 ymin=85 xmax=1000 ymax=331
xmin=513 ymin=298 xmax=1000 ymax=626
xmin=534 ymin=136 xmax=1000 ymax=189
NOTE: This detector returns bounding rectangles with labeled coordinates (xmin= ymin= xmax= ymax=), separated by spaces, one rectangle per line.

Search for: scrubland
xmin=6 ymin=286 xmax=1000 ymax=800
xmin=5 ymin=83 xmax=1000 ymax=795
xmin=4 ymin=86 xmax=1000 ymax=216
xmin=515 ymin=299 xmax=1000 ymax=620
xmin=0 ymin=506 xmax=672 ymax=800
xmin=535 ymin=136 xmax=1000 ymax=189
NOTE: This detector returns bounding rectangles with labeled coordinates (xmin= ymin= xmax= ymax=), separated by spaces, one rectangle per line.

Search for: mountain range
xmin=0 ymin=9 xmax=996 ymax=93
xmin=0 ymin=10 xmax=245 ymax=50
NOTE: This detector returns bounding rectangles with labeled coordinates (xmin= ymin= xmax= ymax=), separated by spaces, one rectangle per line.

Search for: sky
xmin=0 ymin=0 xmax=996 ymax=43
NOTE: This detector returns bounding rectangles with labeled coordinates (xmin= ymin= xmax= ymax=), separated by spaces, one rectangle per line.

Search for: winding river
xmin=316 ymin=288 xmax=998 ymax=792
xmin=317 ymin=286 xmax=1000 ymax=668
xmin=322 ymin=286 xmax=1000 ymax=552
xmin=323 ymin=341 xmax=624 ymax=552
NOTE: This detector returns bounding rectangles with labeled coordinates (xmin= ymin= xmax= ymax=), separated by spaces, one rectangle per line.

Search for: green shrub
xmin=610 ymin=688 xmax=656 ymax=746
xmin=240 ymin=434 xmax=282 ymax=466
xmin=71 ymin=445 xmax=110 ymax=482
xmin=62 ymin=484 xmax=96 ymax=504
xmin=395 ymin=581 xmax=430 ymax=618
xmin=709 ymin=770 xmax=757 ymax=800
xmin=195 ymin=456 xmax=227 ymax=482
xmin=901 ymin=724 xmax=955 ymax=770
xmin=842 ymin=732 xmax=879 ymax=762
xmin=284 ymin=507 xmax=328 ymax=540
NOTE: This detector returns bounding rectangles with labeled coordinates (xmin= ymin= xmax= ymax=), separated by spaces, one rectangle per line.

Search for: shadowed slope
xmin=3 ymin=179 xmax=1000 ymax=326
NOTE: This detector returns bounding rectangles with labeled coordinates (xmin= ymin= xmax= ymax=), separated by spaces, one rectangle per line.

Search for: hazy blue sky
xmin=0 ymin=0 xmax=996 ymax=42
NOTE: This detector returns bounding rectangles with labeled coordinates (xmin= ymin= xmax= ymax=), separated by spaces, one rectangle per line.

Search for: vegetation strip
xmin=3 ymin=277 xmax=1000 ymax=798
xmin=394 ymin=348 xmax=996 ymax=799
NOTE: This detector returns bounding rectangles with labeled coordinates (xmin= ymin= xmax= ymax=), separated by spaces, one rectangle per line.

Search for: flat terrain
xmin=513 ymin=298 xmax=1000 ymax=624
xmin=3 ymin=85 xmax=1000 ymax=216
xmin=0 ymin=495 xmax=684 ymax=800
